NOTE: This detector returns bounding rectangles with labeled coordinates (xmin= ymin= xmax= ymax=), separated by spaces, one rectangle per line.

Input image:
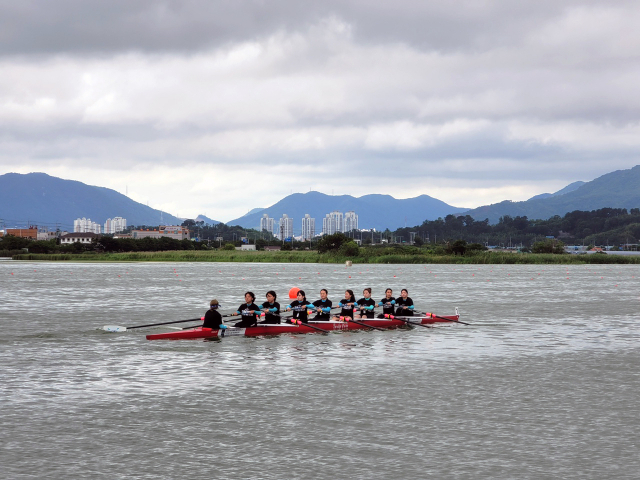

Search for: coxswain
xmin=355 ymin=287 xmax=376 ymax=319
xmin=285 ymin=290 xmax=313 ymax=324
xmin=394 ymin=289 xmax=414 ymax=317
xmin=377 ymin=288 xmax=396 ymax=318
xmin=259 ymin=290 xmax=281 ymax=324
xmin=233 ymin=291 xmax=261 ymax=328
xmin=202 ymin=299 xmax=227 ymax=330
xmin=333 ymin=289 xmax=357 ymax=321
xmin=309 ymin=288 xmax=333 ymax=321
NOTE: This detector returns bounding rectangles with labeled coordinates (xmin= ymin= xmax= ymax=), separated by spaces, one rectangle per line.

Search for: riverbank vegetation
xmin=10 ymin=247 xmax=640 ymax=264
xmin=3 ymin=208 xmax=640 ymax=264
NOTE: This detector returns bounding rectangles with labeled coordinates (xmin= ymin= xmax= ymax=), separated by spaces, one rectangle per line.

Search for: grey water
xmin=1 ymin=261 xmax=639 ymax=480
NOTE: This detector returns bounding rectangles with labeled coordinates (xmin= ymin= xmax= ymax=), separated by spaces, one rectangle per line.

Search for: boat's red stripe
xmin=146 ymin=314 xmax=459 ymax=340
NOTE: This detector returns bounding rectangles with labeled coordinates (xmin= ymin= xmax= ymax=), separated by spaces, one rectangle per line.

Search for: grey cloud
xmin=2 ymin=0 xmax=632 ymax=56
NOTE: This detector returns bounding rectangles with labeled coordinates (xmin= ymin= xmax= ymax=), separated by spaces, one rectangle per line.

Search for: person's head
xmin=244 ymin=291 xmax=256 ymax=303
xmin=266 ymin=290 xmax=277 ymax=302
xmin=385 ymin=288 xmax=393 ymax=298
xmin=209 ymin=299 xmax=219 ymax=309
xmin=401 ymin=288 xmax=408 ymax=299
xmin=363 ymin=287 xmax=372 ymax=298
xmin=345 ymin=289 xmax=355 ymax=301
xmin=320 ymin=288 xmax=328 ymax=300
xmin=297 ymin=290 xmax=306 ymax=301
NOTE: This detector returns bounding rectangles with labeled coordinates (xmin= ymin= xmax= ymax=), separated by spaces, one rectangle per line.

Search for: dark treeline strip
xmin=393 ymin=208 xmax=640 ymax=247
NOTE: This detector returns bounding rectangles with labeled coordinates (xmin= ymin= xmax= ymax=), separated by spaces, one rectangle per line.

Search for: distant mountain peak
xmin=0 ymin=172 xmax=182 ymax=229
xmin=465 ymin=166 xmax=640 ymax=223
xmin=226 ymin=190 xmax=466 ymax=231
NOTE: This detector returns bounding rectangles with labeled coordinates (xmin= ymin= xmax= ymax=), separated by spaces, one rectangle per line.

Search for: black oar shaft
xmin=347 ymin=318 xmax=385 ymax=331
xmin=297 ymin=322 xmax=330 ymax=334
xmin=127 ymin=317 xmax=202 ymax=330
xmin=391 ymin=316 xmax=432 ymax=328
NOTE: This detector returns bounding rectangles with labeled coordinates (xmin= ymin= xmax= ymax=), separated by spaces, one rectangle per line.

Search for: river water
xmin=1 ymin=261 xmax=638 ymax=479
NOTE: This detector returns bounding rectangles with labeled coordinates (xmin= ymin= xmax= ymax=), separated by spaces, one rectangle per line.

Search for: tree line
xmin=2 ymin=207 xmax=639 ymax=256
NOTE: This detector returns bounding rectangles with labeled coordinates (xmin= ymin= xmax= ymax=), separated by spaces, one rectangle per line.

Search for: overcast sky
xmin=2 ymin=0 xmax=639 ymax=222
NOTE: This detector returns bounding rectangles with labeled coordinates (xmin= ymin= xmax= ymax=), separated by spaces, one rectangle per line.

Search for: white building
xmin=60 ymin=232 xmax=100 ymax=244
xmin=104 ymin=217 xmax=127 ymax=234
xmin=260 ymin=214 xmax=275 ymax=235
xmin=344 ymin=211 xmax=358 ymax=232
xmin=131 ymin=226 xmax=190 ymax=240
xmin=322 ymin=211 xmax=344 ymax=235
xmin=278 ymin=214 xmax=294 ymax=240
xmin=301 ymin=214 xmax=315 ymax=241
xmin=74 ymin=217 xmax=101 ymax=234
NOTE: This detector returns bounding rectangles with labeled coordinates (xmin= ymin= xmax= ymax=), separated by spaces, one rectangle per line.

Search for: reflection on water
xmin=1 ymin=261 xmax=639 ymax=479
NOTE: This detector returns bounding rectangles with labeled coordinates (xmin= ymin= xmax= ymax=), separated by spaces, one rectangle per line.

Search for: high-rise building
xmin=278 ymin=214 xmax=294 ymax=240
xmin=74 ymin=217 xmax=101 ymax=234
xmin=344 ymin=211 xmax=358 ymax=232
xmin=260 ymin=214 xmax=275 ymax=235
xmin=301 ymin=214 xmax=315 ymax=241
xmin=104 ymin=217 xmax=127 ymax=234
xmin=322 ymin=211 xmax=343 ymax=235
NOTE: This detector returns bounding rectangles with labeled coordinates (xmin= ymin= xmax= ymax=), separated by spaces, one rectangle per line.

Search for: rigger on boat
xmin=145 ymin=308 xmax=462 ymax=340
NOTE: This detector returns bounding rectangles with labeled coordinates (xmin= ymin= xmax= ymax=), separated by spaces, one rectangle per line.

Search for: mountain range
xmin=2 ymin=166 xmax=640 ymax=231
xmin=0 ymin=172 xmax=183 ymax=229
xmin=226 ymin=192 xmax=468 ymax=231
xmin=464 ymin=166 xmax=640 ymax=223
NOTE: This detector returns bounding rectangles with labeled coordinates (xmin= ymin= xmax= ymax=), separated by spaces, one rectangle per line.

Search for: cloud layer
xmin=1 ymin=1 xmax=639 ymax=221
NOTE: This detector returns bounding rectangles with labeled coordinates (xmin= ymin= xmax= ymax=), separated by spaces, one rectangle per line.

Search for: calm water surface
xmin=1 ymin=261 xmax=639 ymax=479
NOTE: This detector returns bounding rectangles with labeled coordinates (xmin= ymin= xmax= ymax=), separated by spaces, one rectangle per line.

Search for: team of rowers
xmin=203 ymin=288 xmax=415 ymax=329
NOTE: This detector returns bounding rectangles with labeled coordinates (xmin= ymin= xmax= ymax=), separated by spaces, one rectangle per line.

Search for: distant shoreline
xmin=8 ymin=250 xmax=640 ymax=264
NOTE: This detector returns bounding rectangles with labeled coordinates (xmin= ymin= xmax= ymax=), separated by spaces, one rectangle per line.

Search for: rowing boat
xmin=146 ymin=309 xmax=461 ymax=340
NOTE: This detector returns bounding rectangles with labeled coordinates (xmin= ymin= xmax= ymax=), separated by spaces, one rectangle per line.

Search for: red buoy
xmin=289 ymin=287 xmax=300 ymax=299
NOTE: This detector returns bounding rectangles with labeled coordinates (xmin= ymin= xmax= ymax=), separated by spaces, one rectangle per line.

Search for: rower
xmin=285 ymin=290 xmax=313 ymax=324
xmin=202 ymin=299 xmax=227 ymax=330
xmin=259 ymin=290 xmax=281 ymax=324
xmin=308 ymin=288 xmax=333 ymax=321
xmin=377 ymin=288 xmax=396 ymax=318
xmin=395 ymin=288 xmax=414 ymax=317
xmin=233 ymin=291 xmax=261 ymax=328
xmin=354 ymin=287 xmax=376 ymax=319
xmin=333 ymin=289 xmax=356 ymax=321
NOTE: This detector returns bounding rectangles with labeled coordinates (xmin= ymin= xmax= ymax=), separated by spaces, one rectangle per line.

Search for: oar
xmin=345 ymin=317 xmax=386 ymax=331
xmin=383 ymin=314 xmax=432 ymax=329
xmin=420 ymin=312 xmax=470 ymax=326
xmin=289 ymin=318 xmax=330 ymax=334
xmin=102 ymin=317 xmax=204 ymax=332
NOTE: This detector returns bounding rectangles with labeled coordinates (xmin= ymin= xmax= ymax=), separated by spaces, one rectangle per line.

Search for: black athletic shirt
xmin=338 ymin=298 xmax=356 ymax=318
xmin=289 ymin=300 xmax=312 ymax=323
xmin=202 ymin=309 xmax=223 ymax=329
xmin=310 ymin=299 xmax=333 ymax=320
xmin=356 ymin=297 xmax=376 ymax=319
xmin=379 ymin=296 xmax=396 ymax=316
xmin=395 ymin=297 xmax=414 ymax=317
xmin=235 ymin=302 xmax=260 ymax=327
xmin=259 ymin=301 xmax=281 ymax=324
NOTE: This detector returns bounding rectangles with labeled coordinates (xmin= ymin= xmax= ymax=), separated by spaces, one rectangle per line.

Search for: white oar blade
xmin=102 ymin=325 xmax=127 ymax=333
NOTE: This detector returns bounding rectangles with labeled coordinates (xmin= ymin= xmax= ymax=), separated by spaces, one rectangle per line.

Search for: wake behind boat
xmin=145 ymin=309 xmax=461 ymax=340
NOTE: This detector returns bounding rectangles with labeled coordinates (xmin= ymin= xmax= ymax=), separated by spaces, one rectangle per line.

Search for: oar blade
xmin=102 ymin=325 xmax=127 ymax=333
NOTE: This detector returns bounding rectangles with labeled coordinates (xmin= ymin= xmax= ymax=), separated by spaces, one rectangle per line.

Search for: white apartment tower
xmin=322 ymin=211 xmax=343 ymax=235
xmin=104 ymin=217 xmax=127 ymax=234
xmin=344 ymin=211 xmax=358 ymax=232
xmin=74 ymin=217 xmax=101 ymax=234
xmin=301 ymin=214 xmax=315 ymax=241
xmin=278 ymin=214 xmax=294 ymax=240
xmin=260 ymin=214 xmax=275 ymax=235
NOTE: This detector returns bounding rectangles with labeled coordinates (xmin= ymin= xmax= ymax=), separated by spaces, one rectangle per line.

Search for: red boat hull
xmin=146 ymin=314 xmax=460 ymax=341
